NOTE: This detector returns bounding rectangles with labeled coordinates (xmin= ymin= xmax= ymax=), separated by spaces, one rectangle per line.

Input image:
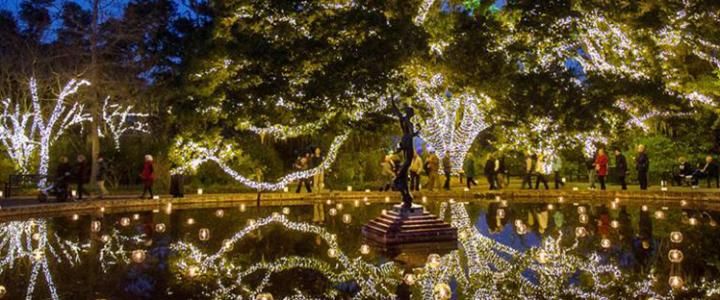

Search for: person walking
xmin=140 ymin=154 xmax=155 ymax=199
xmin=522 ymin=152 xmax=534 ymax=189
xmin=74 ymin=155 xmax=89 ymax=200
xmin=96 ymin=156 xmax=109 ymax=199
xmin=534 ymin=154 xmax=549 ymax=190
xmin=425 ymin=151 xmax=440 ymax=191
xmin=586 ymin=153 xmax=597 ymax=190
xmin=410 ymin=151 xmax=423 ymax=191
xmin=696 ymin=155 xmax=719 ymax=188
xmin=483 ymin=154 xmax=496 ymax=190
xmin=312 ymin=147 xmax=324 ymax=192
xmin=55 ymin=156 xmax=72 ymax=202
xmin=380 ymin=155 xmax=395 ymax=191
xmin=636 ymin=145 xmax=650 ymax=190
xmin=463 ymin=153 xmax=477 ymax=190
xmin=442 ymin=153 xmax=452 ymax=191
xmin=295 ymin=155 xmax=312 ymax=193
xmin=614 ymin=148 xmax=628 ymax=190
xmin=595 ymin=148 xmax=609 ymax=190
xmin=552 ymin=154 xmax=563 ymax=189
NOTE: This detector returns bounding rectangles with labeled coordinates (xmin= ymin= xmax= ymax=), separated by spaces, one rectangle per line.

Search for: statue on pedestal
xmin=390 ymin=97 xmax=420 ymax=210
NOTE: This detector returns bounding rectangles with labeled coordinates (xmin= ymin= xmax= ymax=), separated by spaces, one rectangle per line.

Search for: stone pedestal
xmin=362 ymin=204 xmax=457 ymax=246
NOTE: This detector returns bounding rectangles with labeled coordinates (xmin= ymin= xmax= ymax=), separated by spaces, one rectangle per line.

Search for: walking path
xmin=1 ymin=183 xmax=719 ymax=220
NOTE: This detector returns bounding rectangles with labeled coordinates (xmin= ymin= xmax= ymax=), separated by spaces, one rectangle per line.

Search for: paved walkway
xmin=1 ymin=182 xmax=719 ymax=220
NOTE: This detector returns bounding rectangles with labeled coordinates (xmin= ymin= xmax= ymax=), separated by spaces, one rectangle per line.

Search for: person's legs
xmin=305 ymin=179 xmax=312 ymax=193
xmin=444 ymin=171 xmax=451 ymax=190
xmin=466 ymin=177 xmax=472 ymax=189
xmin=599 ymin=176 xmax=606 ymax=190
xmin=427 ymin=173 xmax=436 ymax=191
xmin=639 ymin=172 xmax=648 ymax=190
xmin=534 ymin=175 xmax=540 ymax=189
xmin=542 ymin=175 xmax=549 ymax=189
xmin=496 ymin=173 xmax=504 ymax=189
xmin=97 ymin=180 xmax=108 ymax=199
xmin=296 ymin=180 xmax=302 ymax=193
xmin=588 ymin=170 xmax=596 ymax=189
xmin=486 ymin=175 xmax=494 ymax=189
xmin=619 ymin=176 xmax=627 ymax=190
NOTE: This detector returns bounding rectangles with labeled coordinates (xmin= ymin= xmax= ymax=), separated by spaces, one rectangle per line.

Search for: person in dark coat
xmin=463 ymin=154 xmax=477 ymax=190
xmin=635 ymin=145 xmax=649 ymax=190
xmin=74 ymin=155 xmax=89 ymax=200
xmin=483 ymin=154 xmax=496 ymax=190
xmin=140 ymin=154 xmax=155 ymax=199
xmin=442 ymin=153 xmax=452 ymax=191
xmin=55 ymin=156 xmax=72 ymax=202
xmin=614 ymin=148 xmax=628 ymax=190
xmin=673 ymin=156 xmax=693 ymax=186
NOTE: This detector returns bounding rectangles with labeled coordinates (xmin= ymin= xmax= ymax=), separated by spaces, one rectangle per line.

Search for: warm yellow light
xmin=547 ymin=204 xmax=554 ymax=210
xmin=155 ymin=223 xmax=166 ymax=233
xmin=433 ymin=283 xmax=452 ymax=300
xmin=654 ymin=210 xmax=665 ymax=219
xmin=347 ymin=186 xmax=352 ymax=192
xmin=255 ymin=293 xmax=274 ymax=300
xmin=600 ymin=238 xmax=611 ymax=249
xmin=131 ymin=250 xmax=146 ymax=263
xmin=91 ymin=221 xmax=101 ymax=233
xmin=669 ymin=276 xmax=684 ymax=289
xmin=611 ymin=220 xmax=619 ymax=229
xmin=133 ymin=213 xmax=140 ymax=220
xmin=101 ymin=235 xmax=110 ymax=243
xmin=215 ymin=209 xmax=224 ymax=218
xmin=670 ymin=231 xmax=683 ymax=243
xmin=403 ymin=273 xmax=416 ymax=285
xmin=240 ymin=204 xmax=246 ymax=212
xmin=668 ymin=249 xmax=684 ymax=263
xmin=360 ymin=244 xmax=370 ymax=255
xmin=336 ymin=203 xmax=344 ymax=210
xmin=282 ymin=207 xmax=290 ymax=215
xmin=72 ymin=214 xmax=79 ymax=221
xmin=575 ymin=227 xmax=587 ymax=238
xmin=689 ymin=217 xmax=698 ymax=226
xmin=579 ymin=213 xmax=589 ymax=224
xmin=497 ymin=208 xmax=506 ymax=218
xmin=342 ymin=214 xmax=352 ymax=224
xmin=199 ymin=228 xmax=210 ymax=241
xmin=353 ymin=200 xmax=360 ymax=207
xmin=328 ymin=208 xmax=337 ymax=216
xmin=327 ymin=248 xmax=338 ymax=258
xmin=577 ymin=206 xmax=586 ymax=214
xmin=186 ymin=218 xmax=195 ymax=225
xmin=120 ymin=217 xmax=130 ymax=227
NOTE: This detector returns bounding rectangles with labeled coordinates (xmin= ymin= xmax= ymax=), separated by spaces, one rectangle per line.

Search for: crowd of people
xmin=377 ymin=144 xmax=720 ymax=192
xmin=51 ymin=153 xmax=155 ymax=201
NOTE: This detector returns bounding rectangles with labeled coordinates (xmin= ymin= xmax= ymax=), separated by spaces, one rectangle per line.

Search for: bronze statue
xmin=391 ymin=97 xmax=420 ymax=209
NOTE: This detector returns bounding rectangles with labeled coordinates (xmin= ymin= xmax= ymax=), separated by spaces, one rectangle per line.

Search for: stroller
xmin=37 ymin=175 xmax=70 ymax=203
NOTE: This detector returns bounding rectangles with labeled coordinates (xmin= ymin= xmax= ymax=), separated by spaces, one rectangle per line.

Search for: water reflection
xmin=0 ymin=199 xmax=717 ymax=299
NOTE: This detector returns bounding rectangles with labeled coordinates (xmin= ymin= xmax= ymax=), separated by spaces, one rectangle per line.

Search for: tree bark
xmin=89 ymin=0 xmax=101 ymax=189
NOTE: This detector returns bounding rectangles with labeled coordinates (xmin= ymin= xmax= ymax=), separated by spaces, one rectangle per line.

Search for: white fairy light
xmin=172 ymin=132 xmax=349 ymax=191
xmin=414 ymin=73 xmax=491 ymax=173
xmin=100 ymin=97 xmax=149 ymax=150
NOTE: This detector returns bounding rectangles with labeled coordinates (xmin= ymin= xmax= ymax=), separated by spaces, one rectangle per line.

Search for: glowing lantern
xmin=155 ymin=223 xmax=166 ymax=233
xmin=497 ymin=208 xmax=506 ymax=218
xmin=152 ymin=195 xmax=159 ymax=200
xmin=669 ymin=276 xmax=684 ymax=289
xmin=668 ymin=249 xmax=684 ymax=263
xmin=495 ymin=196 xmax=501 ymax=201
xmin=611 ymin=202 xmax=618 ymax=210
xmin=72 ymin=214 xmax=79 ymax=221
xmin=577 ymin=206 xmax=586 ymax=214
xmin=463 ymin=187 xmax=470 ymax=192
xmin=458 ymin=231 xmax=467 ymax=239
xmin=558 ymin=196 xmax=564 ymax=203
xmin=354 ymin=200 xmax=360 ymax=207
xmin=131 ymin=250 xmax=146 ymax=263
xmin=427 ymin=253 xmax=441 ymax=269
xmin=422 ymin=196 xmax=427 ymax=203
xmin=654 ymin=211 xmax=665 ymax=219
xmin=381 ymin=209 xmax=387 ymax=215
xmin=365 ymin=189 xmax=370 ymax=193
xmin=32 ymin=249 xmax=43 ymax=261
xmin=282 ymin=207 xmax=290 ymax=215
xmin=283 ymin=187 xmax=289 ymax=193
xmin=101 ymin=235 xmax=110 ymax=243
xmin=680 ymin=200 xmax=687 ymax=206
xmin=186 ymin=218 xmax=195 ymax=225
xmin=120 ymin=217 xmax=130 ymax=227
xmin=610 ymin=220 xmax=619 ymax=229
xmin=689 ymin=217 xmax=698 ymax=226
xmin=579 ymin=213 xmax=589 ymax=224
xmin=670 ymin=231 xmax=683 ymax=243
xmin=336 ymin=203 xmax=344 ymax=210
xmin=165 ymin=203 xmax=172 ymax=214
xmin=240 ymin=204 xmax=246 ymax=212
xmin=328 ymin=208 xmax=337 ymax=216
xmin=342 ymin=214 xmax=352 ymax=224
xmin=600 ymin=238 xmax=611 ymax=249
xmin=326 ymin=199 xmax=332 ymax=205
xmin=197 ymin=188 xmax=203 ymax=195
xmin=199 ymin=228 xmax=210 ymax=241
xmin=516 ymin=224 xmax=528 ymax=235
xmin=133 ymin=213 xmax=140 ymax=220
xmin=575 ymin=227 xmax=587 ymax=238
xmin=547 ymin=204 xmax=554 ymax=210
xmin=641 ymin=205 xmax=648 ymax=212
xmin=91 ymin=221 xmax=101 ymax=233
xmin=536 ymin=250 xmax=549 ymax=264
xmin=215 ymin=209 xmax=224 ymax=218
xmin=347 ymin=186 xmax=352 ymax=192
xmin=100 ymin=207 xmax=105 ymax=213
xmin=360 ymin=244 xmax=370 ymax=255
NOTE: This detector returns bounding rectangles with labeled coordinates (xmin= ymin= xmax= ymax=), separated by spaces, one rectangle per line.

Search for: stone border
xmin=0 ymin=189 xmax=718 ymax=221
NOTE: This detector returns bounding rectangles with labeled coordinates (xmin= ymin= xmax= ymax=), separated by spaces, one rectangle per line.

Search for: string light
xmin=100 ymin=97 xmax=149 ymax=150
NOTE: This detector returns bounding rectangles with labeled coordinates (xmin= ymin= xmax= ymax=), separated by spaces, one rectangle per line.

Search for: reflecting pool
xmin=0 ymin=198 xmax=719 ymax=299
